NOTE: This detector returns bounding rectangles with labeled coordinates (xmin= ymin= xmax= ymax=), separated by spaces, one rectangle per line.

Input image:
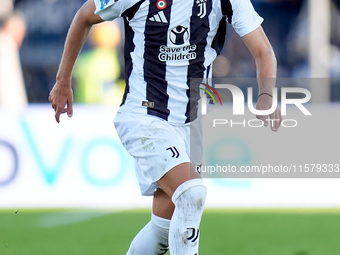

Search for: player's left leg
xmin=125 ymin=189 xmax=174 ymax=255
xmin=114 ymin=110 xmax=204 ymax=255
xmin=158 ymin=162 xmax=206 ymax=255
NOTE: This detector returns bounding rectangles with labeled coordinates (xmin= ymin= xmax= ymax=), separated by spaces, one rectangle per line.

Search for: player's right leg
xmin=125 ymin=188 xmax=174 ymax=255
xmin=114 ymin=110 xmax=206 ymax=255
xmin=127 ymin=163 xmax=206 ymax=255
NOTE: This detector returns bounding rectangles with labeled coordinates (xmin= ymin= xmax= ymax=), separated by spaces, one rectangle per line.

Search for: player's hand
xmin=255 ymin=94 xmax=282 ymax=132
xmin=49 ymin=80 xmax=73 ymax=123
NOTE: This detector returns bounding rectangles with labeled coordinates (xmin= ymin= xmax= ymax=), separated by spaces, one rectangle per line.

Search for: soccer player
xmin=49 ymin=0 xmax=282 ymax=254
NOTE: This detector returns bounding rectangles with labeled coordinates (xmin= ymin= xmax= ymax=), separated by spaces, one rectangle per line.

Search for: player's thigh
xmin=157 ymin=162 xmax=201 ymax=198
xmin=153 ymin=188 xmax=175 ymax=220
xmin=115 ymin=110 xmax=196 ymax=196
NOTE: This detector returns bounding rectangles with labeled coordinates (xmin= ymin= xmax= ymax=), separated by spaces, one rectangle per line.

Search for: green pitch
xmin=1 ymin=209 xmax=340 ymax=255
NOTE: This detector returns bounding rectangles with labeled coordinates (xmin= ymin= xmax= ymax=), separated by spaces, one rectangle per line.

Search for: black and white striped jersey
xmin=94 ymin=0 xmax=263 ymax=124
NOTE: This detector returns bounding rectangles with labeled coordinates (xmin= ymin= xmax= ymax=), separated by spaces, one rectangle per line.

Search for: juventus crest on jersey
xmin=94 ymin=0 xmax=263 ymax=124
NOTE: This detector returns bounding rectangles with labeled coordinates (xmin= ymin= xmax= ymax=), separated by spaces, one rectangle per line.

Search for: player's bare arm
xmin=243 ymin=26 xmax=282 ymax=131
xmin=49 ymin=0 xmax=103 ymax=123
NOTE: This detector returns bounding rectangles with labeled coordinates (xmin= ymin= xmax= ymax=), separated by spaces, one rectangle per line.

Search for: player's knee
xmin=171 ymin=179 xmax=207 ymax=211
xmin=170 ymin=179 xmax=206 ymax=248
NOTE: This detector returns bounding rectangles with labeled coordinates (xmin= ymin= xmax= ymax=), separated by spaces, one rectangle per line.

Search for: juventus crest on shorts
xmin=94 ymin=0 xmax=263 ymax=124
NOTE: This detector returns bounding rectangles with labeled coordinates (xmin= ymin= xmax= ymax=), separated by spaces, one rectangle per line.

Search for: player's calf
xmin=126 ymin=213 xmax=170 ymax=255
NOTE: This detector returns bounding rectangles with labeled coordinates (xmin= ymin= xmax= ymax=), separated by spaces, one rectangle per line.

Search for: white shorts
xmin=114 ymin=107 xmax=202 ymax=196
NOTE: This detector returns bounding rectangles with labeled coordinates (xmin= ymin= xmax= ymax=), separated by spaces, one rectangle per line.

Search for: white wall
xmin=0 ymin=104 xmax=339 ymax=208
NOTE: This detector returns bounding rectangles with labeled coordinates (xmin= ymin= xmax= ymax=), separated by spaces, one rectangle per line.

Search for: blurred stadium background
xmin=1 ymin=0 xmax=340 ymax=254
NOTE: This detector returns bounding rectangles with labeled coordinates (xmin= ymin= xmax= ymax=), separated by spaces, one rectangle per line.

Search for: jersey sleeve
xmin=228 ymin=0 xmax=263 ymax=37
xmin=94 ymin=0 xmax=124 ymax=21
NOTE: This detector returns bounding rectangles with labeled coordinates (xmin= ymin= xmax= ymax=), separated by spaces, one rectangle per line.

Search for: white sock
xmin=126 ymin=213 xmax=170 ymax=255
xmin=169 ymin=179 xmax=207 ymax=255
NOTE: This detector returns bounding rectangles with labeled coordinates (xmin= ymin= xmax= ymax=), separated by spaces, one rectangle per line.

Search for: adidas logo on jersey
xmin=149 ymin=11 xmax=168 ymax=23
